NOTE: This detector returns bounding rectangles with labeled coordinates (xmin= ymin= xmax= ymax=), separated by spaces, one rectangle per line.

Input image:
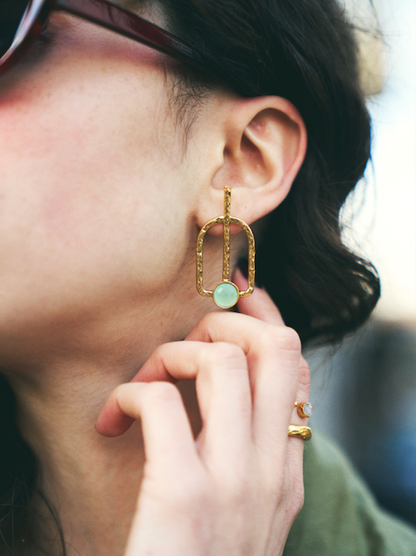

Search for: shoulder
xmin=284 ymin=429 xmax=416 ymax=556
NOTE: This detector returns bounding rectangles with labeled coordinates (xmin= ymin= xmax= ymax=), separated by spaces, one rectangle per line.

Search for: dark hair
xmin=0 ymin=0 xmax=379 ymax=552
xmin=0 ymin=375 xmax=37 ymax=554
xmin=160 ymin=0 xmax=379 ymax=344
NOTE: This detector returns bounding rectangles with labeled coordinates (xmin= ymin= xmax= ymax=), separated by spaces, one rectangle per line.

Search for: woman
xmin=0 ymin=0 xmax=415 ymax=554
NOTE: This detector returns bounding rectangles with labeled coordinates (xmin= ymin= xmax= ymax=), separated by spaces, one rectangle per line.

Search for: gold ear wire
xmin=196 ymin=187 xmax=256 ymax=309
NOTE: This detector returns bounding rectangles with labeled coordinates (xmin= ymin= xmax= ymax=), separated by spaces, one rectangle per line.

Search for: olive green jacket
xmin=284 ymin=431 xmax=416 ymax=555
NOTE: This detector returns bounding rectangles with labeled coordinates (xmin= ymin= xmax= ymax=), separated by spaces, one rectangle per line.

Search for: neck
xmin=9 ymin=355 xmax=201 ymax=556
xmin=13 ymin=358 xmax=144 ymax=555
xmin=5 ymin=302 xmax=203 ymax=556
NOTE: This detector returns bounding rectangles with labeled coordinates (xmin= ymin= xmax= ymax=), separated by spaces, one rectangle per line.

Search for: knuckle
xmin=261 ymin=467 xmax=304 ymax=518
xmin=144 ymin=381 xmax=180 ymax=405
xmin=282 ymin=472 xmax=305 ymax=518
xmin=152 ymin=343 xmax=167 ymax=360
xmin=290 ymin=480 xmax=305 ymax=516
xmin=206 ymin=342 xmax=246 ymax=371
xmin=113 ymin=383 xmax=128 ymax=398
xmin=260 ymin=325 xmax=302 ymax=354
xmin=276 ymin=326 xmax=302 ymax=352
xmin=298 ymin=357 xmax=311 ymax=389
xmin=198 ymin=310 xmax=224 ymax=332
xmin=113 ymin=383 xmax=135 ymax=406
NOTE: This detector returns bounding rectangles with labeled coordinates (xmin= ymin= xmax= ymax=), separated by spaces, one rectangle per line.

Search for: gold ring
xmin=295 ymin=402 xmax=313 ymax=418
xmin=288 ymin=425 xmax=312 ymax=441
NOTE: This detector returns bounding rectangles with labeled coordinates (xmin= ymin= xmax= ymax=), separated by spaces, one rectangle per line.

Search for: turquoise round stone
xmin=213 ymin=282 xmax=239 ymax=309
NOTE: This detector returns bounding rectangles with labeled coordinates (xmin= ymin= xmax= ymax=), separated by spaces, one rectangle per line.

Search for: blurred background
xmin=307 ymin=0 xmax=416 ymax=527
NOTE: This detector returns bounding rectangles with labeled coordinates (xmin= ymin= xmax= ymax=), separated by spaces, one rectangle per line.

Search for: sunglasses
xmin=0 ymin=0 xmax=211 ymax=78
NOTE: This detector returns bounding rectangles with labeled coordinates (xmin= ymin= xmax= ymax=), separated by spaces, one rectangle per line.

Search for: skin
xmin=0 ymin=9 xmax=308 ymax=556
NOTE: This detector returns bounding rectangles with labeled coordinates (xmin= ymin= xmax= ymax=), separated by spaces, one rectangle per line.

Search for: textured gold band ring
xmin=288 ymin=425 xmax=312 ymax=441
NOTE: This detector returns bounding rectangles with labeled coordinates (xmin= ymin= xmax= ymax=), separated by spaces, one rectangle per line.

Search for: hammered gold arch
xmin=196 ymin=188 xmax=255 ymax=306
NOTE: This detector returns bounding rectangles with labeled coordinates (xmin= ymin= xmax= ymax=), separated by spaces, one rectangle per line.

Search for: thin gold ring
xmin=288 ymin=425 xmax=312 ymax=441
xmin=294 ymin=402 xmax=313 ymax=418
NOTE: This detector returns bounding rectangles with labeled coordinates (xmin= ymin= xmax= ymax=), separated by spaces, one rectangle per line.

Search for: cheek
xmin=0 ymin=49 xmax=190 ymax=308
xmin=0 ymin=66 xmax=161 ymax=193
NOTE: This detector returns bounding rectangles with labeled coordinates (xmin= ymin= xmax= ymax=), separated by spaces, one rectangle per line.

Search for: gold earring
xmin=196 ymin=187 xmax=255 ymax=309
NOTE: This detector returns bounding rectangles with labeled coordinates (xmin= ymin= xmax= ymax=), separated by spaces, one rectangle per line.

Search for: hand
xmin=96 ymin=271 xmax=310 ymax=556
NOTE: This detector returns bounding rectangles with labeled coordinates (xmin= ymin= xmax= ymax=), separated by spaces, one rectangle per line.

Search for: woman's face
xmin=0 ymin=13 xmax=207 ymax=365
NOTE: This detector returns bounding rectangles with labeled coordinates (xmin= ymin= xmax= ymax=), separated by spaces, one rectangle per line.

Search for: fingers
xmin=185 ymin=310 xmax=301 ymax=453
xmin=96 ymin=275 xmax=309 ymax=554
xmin=97 ymin=275 xmax=308 ymax=475
xmin=96 ymin=381 xmax=198 ymax=475
xmin=236 ymin=269 xmax=310 ymax=469
xmin=98 ymin=341 xmax=253 ymax=465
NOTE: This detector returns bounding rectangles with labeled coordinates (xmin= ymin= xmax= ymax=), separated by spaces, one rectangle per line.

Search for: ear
xmin=195 ymin=96 xmax=307 ymax=230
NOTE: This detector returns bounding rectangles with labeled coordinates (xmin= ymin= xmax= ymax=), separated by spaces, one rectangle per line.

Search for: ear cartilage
xmin=196 ymin=187 xmax=255 ymax=309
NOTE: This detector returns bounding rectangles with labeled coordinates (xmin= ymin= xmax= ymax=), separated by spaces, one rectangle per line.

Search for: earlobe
xmin=196 ymin=96 xmax=307 ymax=229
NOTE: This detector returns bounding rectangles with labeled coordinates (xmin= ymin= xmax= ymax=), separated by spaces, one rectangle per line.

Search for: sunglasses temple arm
xmin=52 ymin=0 xmax=203 ymax=68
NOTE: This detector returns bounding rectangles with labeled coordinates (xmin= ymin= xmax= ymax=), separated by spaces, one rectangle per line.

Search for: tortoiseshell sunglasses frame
xmin=0 ymin=0 xmax=209 ymax=77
